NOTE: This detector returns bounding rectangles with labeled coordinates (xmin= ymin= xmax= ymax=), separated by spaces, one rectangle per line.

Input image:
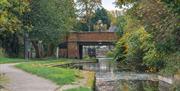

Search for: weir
xmin=96 ymin=72 xmax=158 ymax=82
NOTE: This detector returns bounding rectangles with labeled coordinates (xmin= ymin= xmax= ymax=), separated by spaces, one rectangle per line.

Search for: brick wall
xmin=62 ymin=32 xmax=118 ymax=59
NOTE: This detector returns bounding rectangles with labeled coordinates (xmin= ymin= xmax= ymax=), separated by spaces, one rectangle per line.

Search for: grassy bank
xmin=15 ymin=59 xmax=95 ymax=91
xmin=0 ymin=57 xmax=25 ymax=64
xmin=0 ymin=57 xmax=95 ymax=90
xmin=16 ymin=60 xmax=81 ymax=85
xmin=64 ymin=87 xmax=91 ymax=91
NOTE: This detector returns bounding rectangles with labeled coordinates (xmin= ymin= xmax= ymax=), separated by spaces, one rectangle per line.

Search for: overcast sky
xmin=102 ymin=0 xmax=119 ymax=11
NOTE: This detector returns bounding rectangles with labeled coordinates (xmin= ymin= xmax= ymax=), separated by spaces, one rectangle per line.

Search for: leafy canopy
xmin=29 ymin=0 xmax=76 ymax=45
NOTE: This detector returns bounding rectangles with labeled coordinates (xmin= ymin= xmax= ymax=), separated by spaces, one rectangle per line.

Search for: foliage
xmin=64 ymin=87 xmax=91 ymax=91
xmin=0 ymin=0 xmax=30 ymax=33
xmin=0 ymin=0 xmax=76 ymax=57
xmin=108 ymin=12 xmax=117 ymax=26
xmin=114 ymin=0 xmax=179 ymax=73
xmin=83 ymin=55 xmax=91 ymax=60
xmin=115 ymin=0 xmax=180 ymax=14
xmin=16 ymin=60 xmax=81 ymax=85
xmin=114 ymin=15 xmax=140 ymax=62
xmin=73 ymin=20 xmax=89 ymax=31
xmin=115 ymin=16 xmax=126 ymax=36
xmin=85 ymin=71 xmax=95 ymax=89
xmin=115 ymin=24 xmax=157 ymax=71
xmin=124 ymin=27 xmax=148 ymax=62
xmin=0 ymin=48 xmax=5 ymax=57
xmin=106 ymin=51 xmax=114 ymax=58
xmin=160 ymin=52 xmax=180 ymax=75
xmin=83 ymin=55 xmax=97 ymax=62
xmin=129 ymin=0 xmax=179 ymax=72
xmin=161 ymin=0 xmax=180 ymax=14
xmin=74 ymin=7 xmax=111 ymax=31
xmin=143 ymin=83 xmax=158 ymax=91
xmin=29 ymin=0 xmax=76 ymax=45
xmin=0 ymin=0 xmax=30 ymax=57
xmin=91 ymin=8 xmax=111 ymax=31
xmin=115 ymin=0 xmax=139 ymax=8
xmin=28 ymin=0 xmax=76 ymax=58
xmin=75 ymin=0 xmax=102 ymax=31
xmin=130 ymin=0 xmax=179 ymax=52
xmin=76 ymin=0 xmax=101 ymax=18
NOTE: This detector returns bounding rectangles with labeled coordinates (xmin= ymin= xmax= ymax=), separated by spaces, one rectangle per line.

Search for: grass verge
xmin=1 ymin=57 xmax=95 ymax=91
xmin=0 ymin=57 xmax=25 ymax=64
xmin=85 ymin=71 xmax=95 ymax=90
xmin=64 ymin=87 xmax=91 ymax=91
xmin=16 ymin=60 xmax=82 ymax=85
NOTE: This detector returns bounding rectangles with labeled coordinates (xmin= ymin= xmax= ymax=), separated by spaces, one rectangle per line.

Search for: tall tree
xmin=115 ymin=16 xmax=126 ymax=36
xmin=0 ymin=0 xmax=30 ymax=57
xmin=114 ymin=0 xmax=179 ymax=73
xmin=29 ymin=0 xmax=76 ymax=58
xmin=91 ymin=8 xmax=111 ymax=31
xmin=76 ymin=0 xmax=102 ymax=31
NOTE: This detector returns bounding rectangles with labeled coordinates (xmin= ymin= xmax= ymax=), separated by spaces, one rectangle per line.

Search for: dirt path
xmin=0 ymin=64 xmax=59 ymax=91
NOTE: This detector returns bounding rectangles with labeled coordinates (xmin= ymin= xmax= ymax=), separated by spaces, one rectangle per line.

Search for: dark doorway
xmin=79 ymin=45 xmax=83 ymax=59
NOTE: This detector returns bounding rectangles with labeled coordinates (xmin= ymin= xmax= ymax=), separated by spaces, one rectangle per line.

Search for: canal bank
xmin=48 ymin=58 xmax=180 ymax=91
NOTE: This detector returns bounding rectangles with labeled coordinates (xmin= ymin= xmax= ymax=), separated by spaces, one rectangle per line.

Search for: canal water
xmin=82 ymin=58 xmax=174 ymax=91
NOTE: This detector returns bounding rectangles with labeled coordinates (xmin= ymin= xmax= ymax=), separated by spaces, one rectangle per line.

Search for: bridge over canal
xmin=59 ymin=32 xmax=118 ymax=59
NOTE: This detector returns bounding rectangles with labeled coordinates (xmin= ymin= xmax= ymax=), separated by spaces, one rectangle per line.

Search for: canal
xmin=82 ymin=58 xmax=174 ymax=91
xmin=54 ymin=58 xmax=175 ymax=91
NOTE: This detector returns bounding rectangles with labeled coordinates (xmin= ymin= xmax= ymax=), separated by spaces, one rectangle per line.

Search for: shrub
xmin=83 ymin=55 xmax=90 ymax=60
xmin=106 ymin=51 xmax=114 ymax=58
xmin=0 ymin=48 xmax=5 ymax=57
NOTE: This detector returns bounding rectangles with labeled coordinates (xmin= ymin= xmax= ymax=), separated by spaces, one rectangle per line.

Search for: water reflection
xmin=83 ymin=58 xmax=118 ymax=72
xmin=82 ymin=58 xmax=173 ymax=91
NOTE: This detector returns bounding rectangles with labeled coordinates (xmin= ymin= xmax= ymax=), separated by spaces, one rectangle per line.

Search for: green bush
xmin=114 ymin=26 xmax=155 ymax=71
xmin=114 ymin=0 xmax=179 ymax=75
xmin=83 ymin=55 xmax=90 ymax=60
xmin=106 ymin=51 xmax=114 ymax=58
xmin=83 ymin=55 xmax=96 ymax=61
xmin=0 ymin=48 xmax=5 ymax=57
xmin=160 ymin=52 xmax=180 ymax=75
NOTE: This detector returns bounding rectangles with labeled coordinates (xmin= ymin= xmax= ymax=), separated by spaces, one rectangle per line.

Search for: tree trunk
xmin=32 ymin=41 xmax=41 ymax=58
xmin=24 ymin=32 xmax=29 ymax=59
xmin=47 ymin=43 xmax=55 ymax=57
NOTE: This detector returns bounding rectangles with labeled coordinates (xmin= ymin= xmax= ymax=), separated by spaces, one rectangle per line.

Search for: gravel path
xmin=0 ymin=64 xmax=59 ymax=91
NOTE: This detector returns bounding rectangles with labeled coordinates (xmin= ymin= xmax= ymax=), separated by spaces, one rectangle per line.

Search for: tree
xmin=115 ymin=0 xmax=180 ymax=14
xmin=29 ymin=0 xmax=76 ymax=58
xmin=75 ymin=0 xmax=102 ymax=31
xmin=91 ymin=8 xmax=111 ymax=31
xmin=0 ymin=0 xmax=30 ymax=57
xmin=114 ymin=0 xmax=179 ymax=73
xmin=128 ymin=0 xmax=179 ymax=53
xmin=115 ymin=16 xmax=126 ymax=36
xmin=161 ymin=0 xmax=180 ymax=14
xmin=0 ymin=0 xmax=30 ymax=33
xmin=115 ymin=0 xmax=139 ymax=8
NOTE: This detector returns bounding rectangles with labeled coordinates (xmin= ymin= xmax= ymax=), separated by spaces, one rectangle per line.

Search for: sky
xmin=102 ymin=0 xmax=119 ymax=11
